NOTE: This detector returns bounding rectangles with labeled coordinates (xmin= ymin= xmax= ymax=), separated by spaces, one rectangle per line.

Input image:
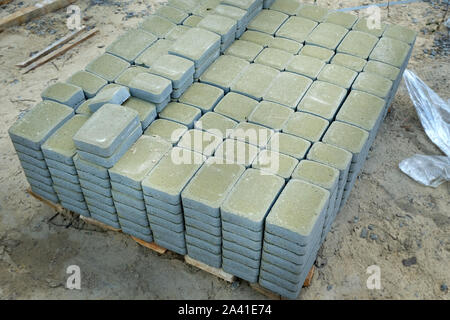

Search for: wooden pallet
xmin=79 ymin=216 xmax=121 ymax=232
xmin=131 ymin=236 xmax=167 ymax=254
xmin=185 ymin=255 xmax=236 ymax=283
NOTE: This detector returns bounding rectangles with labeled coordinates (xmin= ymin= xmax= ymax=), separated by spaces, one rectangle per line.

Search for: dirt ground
xmin=0 ymin=0 xmax=448 ymax=300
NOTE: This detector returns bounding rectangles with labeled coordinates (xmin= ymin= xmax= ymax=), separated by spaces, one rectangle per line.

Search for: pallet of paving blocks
xmin=9 ymin=0 xmax=416 ymax=299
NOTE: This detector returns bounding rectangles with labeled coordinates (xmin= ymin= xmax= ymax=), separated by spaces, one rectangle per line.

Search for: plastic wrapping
xmin=399 ymin=69 xmax=450 ymax=187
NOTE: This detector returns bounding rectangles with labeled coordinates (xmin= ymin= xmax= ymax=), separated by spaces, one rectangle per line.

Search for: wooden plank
xmin=80 ymin=216 xmax=122 ymax=232
xmin=131 ymin=236 xmax=167 ymax=254
xmin=23 ymin=27 xmax=99 ymax=74
xmin=184 ymin=255 xmax=236 ymax=283
xmin=16 ymin=26 xmax=86 ymax=67
xmin=27 ymin=187 xmax=64 ymax=213
xmin=250 ymin=283 xmax=282 ymax=300
xmin=303 ymin=266 xmax=315 ymax=287
xmin=0 ymin=0 xmax=77 ymax=31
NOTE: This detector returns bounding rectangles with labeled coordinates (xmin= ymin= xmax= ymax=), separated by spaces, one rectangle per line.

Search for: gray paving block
xmin=213 ymin=92 xmax=258 ymax=122
xmin=223 ymin=239 xmax=261 ymax=261
xmin=275 ymin=16 xmax=317 ymax=42
xmin=268 ymin=37 xmax=302 ymax=54
xmin=240 ymin=30 xmax=274 ymax=47
xmin=247 ymin=9 xmax=288 ymax=35
xmin=282 ymin=112 xmax=329 ymax=142
xmin=46 ymin=158 xmax=77 ymax=174
xmin=363 ymin=60 xmax=400 ymax=81
xmin=116 ymin=203 xmax=148 ymax=226
xmin=296 ymin=4 xmax=329 ymax=22
xmin=150 ymin=54 xmax=195 ymax=89
xmin=13 ymin=142 xmax=44 ymax=160
xmin=41 ymin=82 xmax=85 ymax=109
xmin=78 ymin=171 xmax=110 ymax=188
xmin=266 ymin=132 xmax=310 ymax=160
xmin=57 ymin=194 xmax=87 ymax=210
xmin=121 ymin=225 xmax=153 ymax=242
xmin=223 ymin=248 xmax=260 ymax=269
xmin=144 ymin=195 xmax=182 ymax=214
xmin=114 ymin=66 xmax=149 ymax=87
xmin=106 ymin=29 xmax=157 ymax=63
xmin=177 ymin=129 xmax=223 ymax=156
xmin=23 ymin=168 xmax=53 ymax=185
xmin=135 ymin=39 xmax=173 ymax=68
xmin=151 ymin=223 xmax=186 ymax=246
xmin=331 ymin=53 xmax=366 ymax=72
xmin=140 ymin=14 xmax=176 ymax=38
xmin=90 ymin=212 xmax=120 ymax=229
xmin=53 ymin=185 xmax=84 ymax=201
xmin=53 ymin=176 xmax=82 ymax=193
xmin=352 ymin=72 xmax=393 ymax=100
xmin=260 ymin=259 xmax=304 ymax=284
xmin=317 ymin=64 xmax=357 ymax=90
xmin=30 ymin=185 xmax=59 ymax=203
xmin=186 ymin=243 xmax=222 ymax=268
xmin=225 ymin=40 xmax=264 ymax=62
xmin=252 ymin=150 xmax=298 ymax=180
xmin=148 ymin=214 xmax=184 ymax=233
xmin=122 ymin=97 xmax=157 ymax=130
xmin=184 ymin=215 xmax=221 ymax=236
xmin=254 ymin=47 xmax=293 ymax=70
xmin=369 ymin=37 xmax=411 ymax=68
xmin=129 ymin=73 xmax=172 ymax=104
xmin=21 ymin=161 xmax=51 ymax=177
xmin=111 ymin=189 xmax=145 ymax=210
xmin=336 ymin=30 xmax=378 ymax=59
xmin=185 ymin=234 xmax=221 ymax=255
xmin=179 ymin=82 xmax=224 ymax=114
xmin=155 ymin=4 xmax=188 ymax=24
xmin=185 ymin=224 xmax=221 ymax=245
xmin=48 ymin=166 xmax=79 ymax=184
xmin=214 ymin=139 xmax=260 ymax=168
xmin=221 ymin=220 xmax=262 ymax=242
xmin=171 ymin=78 xmax=194 ymax=99
xmin=146 ymin=205 xmax=183 ymax=224
xmin=154 ymin=237 xmax=187 ymax=255
xmin=144 ymin=118 xmax=188 ymax=145
xmin=306 ymin=22 xmax=348 ymax=50
xmin=199 ymin=55 xmax=249 ymax=92
xmin=222 ymin=229 xmax=261 ymax=251
xmin=352 ymin=17 xmax=386 ymax=37
xmin=230 ymin=63 xmax=279 ymax=101
xmin=86 ymin=53 xmax=130 ymax=82
xmin=324 ymin=10 xmax=357 ymax=28
xmin=119 ymin=216 xmax=151 ymax=235
xmin=111 ymin=181 xmax=142 ymax=199
xmin=159 ymin=102 xmax=201 ymax=128
xmin=299 ymin=45 xmax=334 ymax=62
xmin=67 ymin=70 xmax=108 ymax=98
xmin=194 ymin=112 xmax=237 ymax=139
xmin=73 ymin=155 xmax=109 ymax=179
xmin=197 ymin=14 xmax=237 ymax=44
xmin=27 ymin=177 xmax=54 ymax=193
xmin=61 ymin=201 xmax=90 ymax=217
xmin=264 ymin=72 xmax=312 ymax=109
xmin=85 ymin=197 xmax=116 ymax=213
xmin=18 ymin=152 xmax=48 ymax=169
xmin=222 ymin=257 xmax=259 ymax=283
xmin=89 ymin=205 xmax=118 ymax=222
xmin=194 ymin=49 xmax=220 ymax=79
xmin=184 ymin=206 xmax=220 ymax=227
xmin=80 ymin=178 xmax=111 ymax=197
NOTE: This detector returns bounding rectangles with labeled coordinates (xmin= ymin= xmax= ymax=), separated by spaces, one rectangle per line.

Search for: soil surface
xmin=0 ymin=0 xmax=448 ymax=299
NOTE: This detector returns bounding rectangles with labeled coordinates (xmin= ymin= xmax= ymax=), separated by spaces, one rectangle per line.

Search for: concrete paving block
xmin=252 ymin=150 xmax=297 ymax=179
xmin=111 ymin=181 xmax=142 ymax=199
xmin=185 ymin=224 xmax=222 ymax=245
xmin=247 ymin=9 xmax=288 ymax=35
xmin=197 ymin=14 xmax=237 ymax=43
xmin=86 ymin=53 xmax=130 ymax=82
xmin=223 ymin=257 xmax=259 ymax=283
xmin=222 ymin=220 xmax=263 ymax=242
xmin=263 ymin=239 xmax=316 ymax=265
xmin=144 ymin=195 xmax=182 ymax=214
xmin=261 ymin=249 xmax=305 ymax=273
xmin=151 ymin=224 xmax=186 ymax=247
xmin=88 ymin=84 xmax=130 ymax=112
xmin=80 ymin=178 xmax=111 ymax=197
xmin=223 ymin=239 xmax=261 ymax=261
xmin=254 ymin=47 xmax=293 ymax=70
xmin=352 ymin=72 xmax=393 ymax=100
xmin=186 ymin=243 xmax=222 ymax=268
xmin=317 ymin=64 xmax=357 ymax=89
xmin=27 ymin=177 xmax=54 ymax=193
xmin=109 ymin=135 xmax=171 ymax=189
xmin=363 ymin=60 xmax=400 ymax=81
xmin=263 ymin=230 xmax=310 ymax=255
xmin=224 ymin=40 xmax=264 ymax=62
xmin=147 ymin=205 xmax=183 ymax=224
xmin=285 ymin=55 xmax=324 ymax=80
xmin=222 ymin=229 xmax=262 ymax=251
xmin=230 ymin=122 xmax=274 ymax=148
xmin=153 ymin=237 xmax=186 ymax=255
xmin=213 ymin=92 xmax=258 ymax=122
xmin=259 ymin=269 xmax=302 ymax=292
xmin=282 ymin=112 xmax=329 ymax=142
xmin=106 ymin=29 xmax=157 ymax=63
xmin=337 ymin=30 xmax=378 ymax=59
xmin=21 ymin=161 xmax=50 ymax=177
xmin=142 ymin=147 xmax=205 ymax=205
xmin=184 ymin=214 xmax=221 ymax=236
xmin=223 ymin=247 xmax=260 ymax=269
xmin=18 ymin=152 xmax=48 ymax=169
xmin=140 ymin=15 xmax=176 ymax=38
xmin=135 ymin=39 xmax=173 ymax=68
xmin=169 ymin=0 xmax=200 ymax=13
xmin=53 ymin=185 xmax=84 ymax=202
xmin=41 ymin=82 xmax=85 ymax=109
xmin=74 ymin=100 xmax=93 ymax=116
xmin=13 ymin=142 xmax=44 ymax=160
xmin=240 ymin=29 xmax=273 ymax=47
xmin=86 ymin=197 xmax=116 ymax=213
xmin=118 ymin=216 xmax=151 ymax=235
xmin=158 ymin=102 xmax=201 ymax=128
xmin=352 ymin=17 xmax=386 ymax=37
xmin=144 ymin=119 xmax=188 ymax=145
xmin=199 ymin=55 xmax=249 ymax=92
xmin=165 ymin=25 xmax=190 ymax=41
xmin=266 ymin=132 xmax=310 ymax=160
xmin=84 ymin=192 xmax=113 ymax=207
xmin=73 ymin=154 xmax=109 ymax=179
xmin=269 ymin=0 xmax=301 ymax=15
xmin=129 ymin=73 xmax=172 ymax=104
xmin=275 ymin=16 xmax=317 ymax=42
xmin=214 ymin=139 xmax=260 ymax=168
xmin=193 ymin=49 xmax=220 ymax=79
xmin=292 ymin=160 xmax=339 ymax=191
xmin=296 ymin=4 xmax=329 ymax=22
xmin=42 ymin=115 xmax=89 ymax=165
xmin=115 ymin=202 xmax=148 ymax=225
xmin=185 ymin=234 xmax=221 ymax=254
xmin=268 ymin=37 xmax=302 ymax=54
xmin=306 ymin=22 xmax=348 ymax=50
xmin=121 ymin=225 xmax=153 ymax=242
xmin=111 ymin=189 xmax=145 ymax=210
xmin=383 ymin=24 xmax=417 ymax=45
xmin=150 ymin=54 xmax=195 ymax=89
xmin=179 ymin=83 xmax=224 ymax=114
xmin=260 ymin=257 xmax=306 ymax=283
xmin=77 ymin=125 xmax=142 ymax=168
xmin=324 ymin=11 xmax=357 ymax=28
xmin=170 ymin=27 xmax=221 ymax=66
xmin=114 ymin=66 xmax=149 ymax=87
xmin=184 ymin=207 xmax=220 ymax=226
xmin=171 ymin=78 xmax=194 ymax=99
xmin=48 ymin=166 xmax=79 ymax=184
xmin=221 ymin=0 xmax=262 ymax=11
xmin=307 ymin=142 xmax=352 ymax=173
xmin=297 ymin=81 xmax=347 ymax=120
xmin=9 ymin=101 xmax=73 ymax=151
xmin=183 ymin=15 xmax=202 ymax=27
xmin=299 ymin=45 xmax=334 ymax=62
xmin=148 ymin=214 xmax=184 ymax=233
xmin=330 ymin=53 xmax=366 ymax=72
xmin=122 ymin=97 xmax=157 ymax=130
xmin=58 ymin=193 xmax=87 ymax=209
xmin=30 ymin=185 xmax=59 ymax=203
xmin=67 ymin=70 xmax=108 ymax=99
xmin=155 ymin=4 xmax=188 ymax=24
xmin=248 ymin=101 xmax=293 ymax=130
xmin=336 ymin=90 xmax=385 ymax=132
xmin=213 ymin=4 xmax=246 ymax=28
xmin=177 ymin=129 xmax=223 ymax=156
xmin=61 ymin=201 xmax=90 ymax=216
xmin=88 ymin=204 xmax=118 ymax=221
xmin=231 ymin=63 xmax=279 ymax=101
xmin=194 ymin=112 xmax=237 ymax=139
xmin=73 ymin=103 xmax=139 ymax=157
xmin=264 ymin=72 xmax=312 ymax=108
xmin=369 ymin=37 xmax=411 ymax=68
xmin=51 ymin=176 xmax=81 ymax=193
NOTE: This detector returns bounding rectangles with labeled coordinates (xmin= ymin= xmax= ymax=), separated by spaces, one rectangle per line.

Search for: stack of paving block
xmin=142 ymin=148 xmax=206 ymax=254
xmin=72 ymin=104 xmax=142 ymax=228
xmin=181 ymin=158 xmax=245 ymax=268
xmin=221 ymin=169 xmax=284 ymax=282
xmin=9 ymin=101 xmax=74 ymax=203
xmin=259 ymin=179 xmax=329 ymax=298
xmin=41 ymin=115 xmax=90 ymax=216
xmin=108 ymin=135 xmax=172 ymax=241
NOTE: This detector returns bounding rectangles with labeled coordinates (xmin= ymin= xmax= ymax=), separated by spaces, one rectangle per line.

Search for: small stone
xmin=360 ymin=227 xmax=368 ymax=239
xmin=440 ymin=284 xmax=448 ymax=292
xmin=353 ymin=216 xmax=359 ymax=223
xmin=368 ymin=224 xmax=375 ymax=230
xmin=402 ymin=257 xmax=417 ymax=267
xmin=327 ymin=284 xmax=333 ymax=291
xmin=369 ymin=233 xmax=378 ymax=241
xmin=231 ymin=281 xmax=240 ymax=290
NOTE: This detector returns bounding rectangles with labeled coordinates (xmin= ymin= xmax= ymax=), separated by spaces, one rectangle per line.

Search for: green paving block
xmin=214 ymin=92 xmax=258 ymax=122
xmin=330 ymin=53 xmax=366 ymax=72
xmin=296 ymin=4 xmax=329 ymax=22
xmin=240 ymin=30 xmax=274 ymax=47
xmin=297 ymin=81 xmax=347 ymax=120
xmin=135 ymin=39 xmax=173 ymax=68
xmin=352 ymin=72 xmax=393 ymax=99
xmin=129 ymin=73 xmax=172 ymax=103
xmin=42 ymin=115 xmax=89 ymax=164
xmin=337 ymin=30 xmax=379 ymax=59
xmin=158 ymin=102 xmax=201 ymax=128
xmin=169 ymin=0 xmax=200 ymax=13
xmin=248 ymin=101 xmax=293 ymax=130
xmin=179 ymin=82 xmax=224 ymax=113
xmin=149 ymin=54 xmax=194 ymax=88
xmin=324 ymin=11 xmax=357 ymax=29
xmin=300 ymin=44 xmax=334 ymax=62
xmin=369 ymin=37 xmax=411 ymax=68
xmin=230 ymin=122 xmax=274 ymax=148
xmin=144 ymin=119 xmax=187 ymax=145
xmin=200 ymin=55 xmax=250 ymax=92
xmin=254 ymin=47 xmax=293 ymax=70
xmin=363 ymin=60 xmax=400 ymax=81
xmin=282 ymin=112 xmax=329 ymax=142
xmin=268 ymin=37 xmax=302 ymax=54
xmin=224 ymin=40 xmax=263 ymax=62
xmin=221 ymin=0 xmax=260 ymax=10
xmin=41 ymin=82 xmax=85 ymax=108
xmin=106 ymin=29 xmax=157 ymax=63
xmin=177 ymin=129 xmax=223 ymax=156
xmin=75 ymin=100 xmax=93 ymax=115
xmin=86 ymin=53 xmax=130 ymax=82
xmin=275 ymin=16 xmax=317 ymax=43
xmin=67 ymin=70 xmax=107 ymax=99
xmin=306 ymin=22 xmax=348 ymax=50
xmin=336 ymin=90 xmax=385 ymax=131
xmin=181 ymin=157 xmax=245 ymax=215
xmin=87 ymin=83 xmax=130 ymax=112
xmin=292 ymin=160 xmax=339 ymax=190
xmin=352 ymin=17 xmax=386 ymax=37
xmin=221 ymin=168 xmax=285 ymax=230
xmin=197 ymin=14 xmax=237 ymax=41
xmin=166 ymin=25 xmax=191 ymax=41
xmin=383 ymin=24 xmax=417 ymax=44
xmin=264 ymin=72 xmax=312 ymax=108
xmin=109 ymin=135 xmax=171 ymax=189
xmin=286 ymin=54 xmax=324 ymax=80
xmin=194 ymin=112 xmax=237 ymax=138
xmin=9 ymin=100 xmax=74 ymax=150
xmin=183 ymin=15 xmax=203 ymax=27
xmin=252 ymin=150 xmax=298 ymax=179
xmin=122 ymin=97 xmax=157 ymax=129
xmin=267 ymin=132 xmax=311 ymax=159
xmin=307 ymin=142 xmax=352 ymax=172
xmin=114 ymin=66 xmax=149 ymax=87
xmin=247 ymin=9 xmax=288 ymax=35
xmin=214 ymin=139 xmax=260 ymax=167
xmin=155 ymin=4 xmax=189 ymax=24
xmin=265 ymin=179 xmax=329 ymax=243
xmin=231 ymin=63 xmax=279 ymax=101
xmin=140 ymin=15 xmax=176 ymax=38
xmin=213 ymin=4 xmax=246 ymax=26
xmin=322 ymin=121 xmax=369 ymax=156
xmin=269 ymin=0 xmax=302 ymax=15
xmin=317 ymin=64 xmax=357 ymax=89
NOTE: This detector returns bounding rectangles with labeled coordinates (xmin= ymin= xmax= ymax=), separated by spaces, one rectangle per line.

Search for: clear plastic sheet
xmin=399 ymin=69 xmax=450 ymax=187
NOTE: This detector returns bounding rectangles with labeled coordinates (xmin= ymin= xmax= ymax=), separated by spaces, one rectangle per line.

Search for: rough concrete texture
xmin=67 ymin=71 xmax=108 ymax=99
xmin=225 ymin=40 xmax=263 ymax=62
xmin=283 ymin=112 xmax=329 ymax=142
xmin=248 ymin=100 xmax=293 ymax=130
xmin=144 ymin=119 xmax=187 ymax=145
xmin=41 ymin=82 xmax=85 ymax=109
xmin=85 ymin=53 xmax=130 ymax=82
xmin=177 ymin=129 xmax=222 ymax=156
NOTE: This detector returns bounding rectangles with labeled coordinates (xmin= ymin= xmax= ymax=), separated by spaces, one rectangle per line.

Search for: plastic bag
xmin=399 ymin=69 xmax=450 ymax=187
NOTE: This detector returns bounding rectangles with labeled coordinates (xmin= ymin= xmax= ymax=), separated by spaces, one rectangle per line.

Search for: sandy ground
xmin=0 ymin=0 xmax=448 ymax=300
